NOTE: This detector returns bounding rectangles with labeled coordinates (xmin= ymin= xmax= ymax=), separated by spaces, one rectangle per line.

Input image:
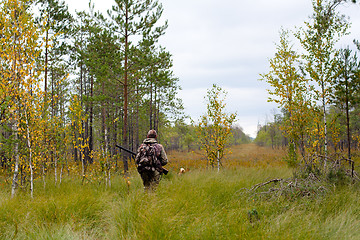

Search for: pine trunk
xmin=345 ymin=75 xmax=351 ymax=162
xmin=122 ymin=6 xmax=129 ymax=174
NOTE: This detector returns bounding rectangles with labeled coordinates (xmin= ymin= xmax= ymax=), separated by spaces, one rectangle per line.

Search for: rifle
xmin=115 ymin=144 xmax=168 ymax=175
xmin=116 ymin=144 xmax=137 ymax=156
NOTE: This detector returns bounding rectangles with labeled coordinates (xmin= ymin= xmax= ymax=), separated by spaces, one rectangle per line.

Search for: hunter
xmin=135 ymin=129 xmax=168 ymax=192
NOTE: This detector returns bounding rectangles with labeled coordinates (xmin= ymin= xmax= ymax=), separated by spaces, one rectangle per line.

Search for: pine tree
xmin=332 ymin=48 xmax=360 ymax=160
xmin=107 ymin=0 xmax=168 ymax=173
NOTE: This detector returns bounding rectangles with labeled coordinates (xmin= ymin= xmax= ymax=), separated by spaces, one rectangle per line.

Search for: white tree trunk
xmin=108 ymin=167 xmax=111 ymax=188
xmin=42 ymin=163 xmax=46 ymax=189
xmin=54 ymin=148 xmax=57 ymax=185
xmin=217 ymin=150 xmax=220 ymax=172
xmin=11 ymin=121 xmax=19 ymax=198
xmin=25 ymin=109 xmax=34 ymax=198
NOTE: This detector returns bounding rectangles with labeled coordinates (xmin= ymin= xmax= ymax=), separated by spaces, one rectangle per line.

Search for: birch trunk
xmin=11 ymin=121 xmax=19 ymax=198
xmin=60 ymin=164 xmax=63 ymax=185
xmin=54 ymin=149 xmax=57 ymax=186
xmin=24 ymin=109 xmax=34 ymax=198
xmin=217 ymin=150 xmax=220 ymax=172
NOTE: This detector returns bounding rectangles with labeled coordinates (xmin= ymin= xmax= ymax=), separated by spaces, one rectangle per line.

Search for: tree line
xmin=0 ymin=0 xmax=188 ymax=196
xmin=257 ymin=0 xmax=360 ymax=171
xmin=0 ymin=0 xmax=251 ymax=197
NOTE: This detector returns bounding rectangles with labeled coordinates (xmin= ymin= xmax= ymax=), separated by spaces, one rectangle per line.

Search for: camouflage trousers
xmin=140 ymin=170 xmax=162 ymax=192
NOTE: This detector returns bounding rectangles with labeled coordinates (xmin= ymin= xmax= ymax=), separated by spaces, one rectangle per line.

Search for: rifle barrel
xmin=115 ymin=145 xmax=136 ymax=156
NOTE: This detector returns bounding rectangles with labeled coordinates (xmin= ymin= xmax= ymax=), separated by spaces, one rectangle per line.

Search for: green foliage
xmin=333 ymin=48 xmax=359 ymax=108
xmin=284 ymin=141 xmax=298 ymax=168
xmin=161 ymin=120 xmax=250 ymax=152
xmin=327 ymin=167 xmax=350 ymax=186
xmin=161 ymin=120 xmax=196 ymax=151
xmin=229 ymin=125 xmax=251 ymax=145
xmin=254 ymin=128 xmax=271 ymax=147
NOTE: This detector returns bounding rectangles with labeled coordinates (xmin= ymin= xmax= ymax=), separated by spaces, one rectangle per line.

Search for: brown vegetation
xmin=167 ymin=143 xmax=287 ymax=171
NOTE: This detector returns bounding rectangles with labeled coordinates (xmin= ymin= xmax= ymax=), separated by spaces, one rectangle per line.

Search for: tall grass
xmin=0 ymin=144 xmax=359 ymax=239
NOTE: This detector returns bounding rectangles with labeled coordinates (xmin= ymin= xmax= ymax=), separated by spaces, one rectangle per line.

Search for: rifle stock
xmin=115 ymin=144 xmax=168 ymax=175
xmin=162 ymin=168 xmax=169 ymax=175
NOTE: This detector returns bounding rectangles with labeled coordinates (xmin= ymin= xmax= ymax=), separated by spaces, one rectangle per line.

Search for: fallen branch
xmin=250 ymin=178 xmax=283 ymax=191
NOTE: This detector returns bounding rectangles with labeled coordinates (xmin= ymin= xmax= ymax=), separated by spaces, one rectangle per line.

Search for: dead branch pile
xmin=243 ymin=154 xmax=359 ymax=200
xmin=244 ymin=173 xmax=327 ymax=200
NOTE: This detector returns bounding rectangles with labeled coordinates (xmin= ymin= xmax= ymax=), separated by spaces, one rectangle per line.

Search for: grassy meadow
xmin=1 ymin=144 xmax=360 ymax=239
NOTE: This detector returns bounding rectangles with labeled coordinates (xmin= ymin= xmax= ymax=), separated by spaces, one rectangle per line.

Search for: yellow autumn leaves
xmin=195 ymin=85 xmax=237 ymax=169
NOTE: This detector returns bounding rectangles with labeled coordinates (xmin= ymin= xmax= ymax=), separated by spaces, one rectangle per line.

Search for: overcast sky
xmin=65 ymin=0 xmax=360 ymax=138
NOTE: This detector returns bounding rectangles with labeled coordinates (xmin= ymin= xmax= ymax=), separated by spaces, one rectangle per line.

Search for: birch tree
xmin=0 ymin=0 xmax=44 ymax=197
xmin=261 ymin=29 xmax=317 ymax=165
xmin=196 ymin=85 xmax=237 ymax=170
xmin=295 ymin=0 xmax=349 ymax=168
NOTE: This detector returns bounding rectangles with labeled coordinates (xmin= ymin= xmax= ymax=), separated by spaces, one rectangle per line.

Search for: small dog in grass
xmin=178 ymin=167 xmax=186 ymax=175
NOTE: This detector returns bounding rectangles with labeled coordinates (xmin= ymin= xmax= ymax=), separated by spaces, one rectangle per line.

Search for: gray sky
xmin=66 ymin=0 xmax=360 ymax=138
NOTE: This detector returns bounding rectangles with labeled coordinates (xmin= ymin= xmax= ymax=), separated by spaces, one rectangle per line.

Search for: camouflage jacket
xmin=135 ymin=138 xmax=168 ymax=167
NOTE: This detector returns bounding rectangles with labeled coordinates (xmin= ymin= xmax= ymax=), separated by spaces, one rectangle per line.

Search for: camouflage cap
xmin=147 ymin=129 xmax=157 ymax=138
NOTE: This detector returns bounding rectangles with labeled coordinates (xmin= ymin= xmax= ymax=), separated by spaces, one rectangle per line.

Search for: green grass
xmin=1 ymin=167 xmax=360 ymax=239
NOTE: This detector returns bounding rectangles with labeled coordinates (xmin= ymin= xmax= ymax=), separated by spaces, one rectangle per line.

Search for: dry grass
xmin=167 ymin=143 xmax=360 ymax=173
xmin=167 ymin=143 xmax=286 ymax=172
